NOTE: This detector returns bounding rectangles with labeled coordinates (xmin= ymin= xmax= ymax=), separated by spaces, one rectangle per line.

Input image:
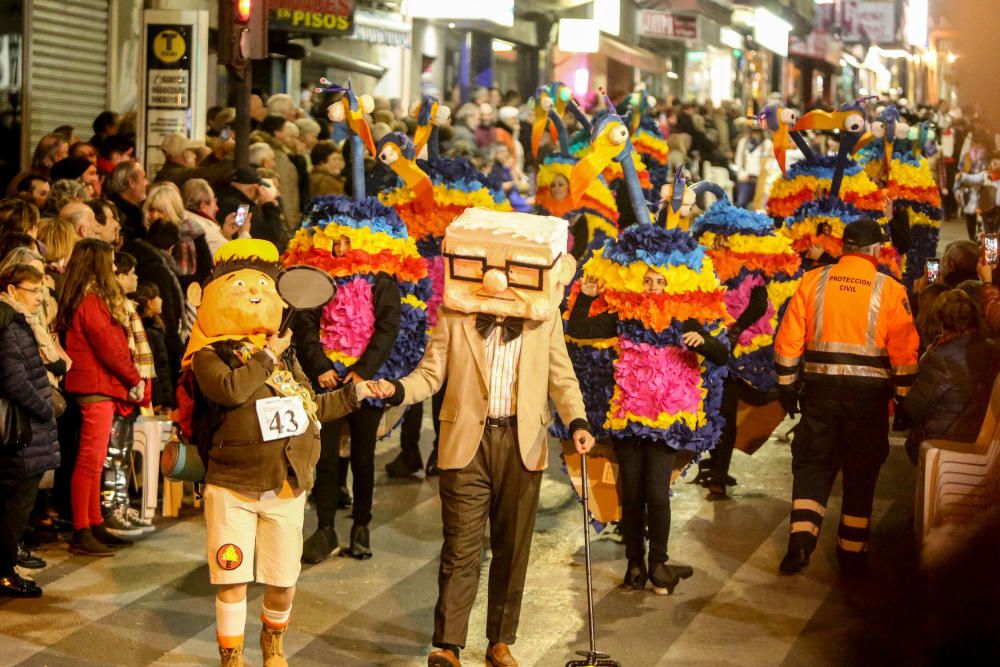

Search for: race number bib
xmin=255 ymin=396 xmax=309 ymax=442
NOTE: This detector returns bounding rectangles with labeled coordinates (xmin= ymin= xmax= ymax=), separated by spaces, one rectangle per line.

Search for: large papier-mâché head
xmin=442 ymin=207 xmax=576 ymax=321
xmin=198 ymin=239 xmax=285 ymax=337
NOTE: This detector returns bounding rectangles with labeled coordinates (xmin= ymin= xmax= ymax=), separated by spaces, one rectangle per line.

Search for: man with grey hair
xmin=266 ymin=93 xmax=298 ymax=122
xmin=106 ymin=160 xmax=148 ymax=241
xmin=59 ymin=201 xmax=98 ymax=239
xmin=43 ymin=179 xmax=88 ymax=217
xmin=154 ymin=132 xmax=233 ymax=189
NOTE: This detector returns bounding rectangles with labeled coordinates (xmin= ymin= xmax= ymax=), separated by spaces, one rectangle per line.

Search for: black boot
xmin=622 ymin=559 xmax=647 ymax=590
xmin=92 ymin=523 xmax=134 ymax=547
xmin=302 ymin=525 xmax=340 ymax=564
xmin=836 ymin=547 xmax=869 ymax=577
xmin=424 ymin=448 xmax=440 ymax=477
xmin=342 ymin=523 xmax=372 ymax=560
xmin=69 ymin=528 xmax=115 ymax=557
xmin=648 ymin=559 xmax=693 ymax=595
xmin=385 ymin=450 xmax=423 ymax=478
xmin=337 ymin=456 xmax=352 ymax=509
xmin=780 ymin=535 xmax=814 ymax=575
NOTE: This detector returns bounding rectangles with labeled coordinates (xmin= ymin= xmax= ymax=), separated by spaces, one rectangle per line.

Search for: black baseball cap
xmin=842 ymin=219 xmax=887 ymax=247
xmin=50 ymin=156 xmax=92 ymax=181
xmin=228 ymin=166 xmax=262 ymax=185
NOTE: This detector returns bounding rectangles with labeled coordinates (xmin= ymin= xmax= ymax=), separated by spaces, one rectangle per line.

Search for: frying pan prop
xmin=275 ymin=265 xmax=337 ymax=335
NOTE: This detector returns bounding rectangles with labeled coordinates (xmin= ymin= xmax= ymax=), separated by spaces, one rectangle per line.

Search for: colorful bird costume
xmin=530 ymin=83 xmax=619 ymax=255
xmin=856 ymin=106 xmax=942 ymax=287
xmin=283 ymin=82 xmax=430 ymax=397
xmin=622 ymin=85 xmax=671 ymax=194
xmin=558 ymin=95 xmax=730 ymax=451
xmin=778 ymin=99 xmax=901 ymax=277
xmin=689 ymin=187 xmax=802 ymax=391
xmin=375 ymin=127 xmax=504 ymax=326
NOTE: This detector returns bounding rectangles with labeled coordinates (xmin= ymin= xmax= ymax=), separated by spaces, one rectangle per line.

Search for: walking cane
xmin=566 ymin=453 xmax=621 ymax=667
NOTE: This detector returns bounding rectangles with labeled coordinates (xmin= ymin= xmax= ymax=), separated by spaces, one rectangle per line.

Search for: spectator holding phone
xmin=216 ymin=167 xmax=289 ymax=253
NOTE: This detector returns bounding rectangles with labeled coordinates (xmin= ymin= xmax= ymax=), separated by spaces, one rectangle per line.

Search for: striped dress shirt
xmin=483 ymin=322 xmax=521 ymax=418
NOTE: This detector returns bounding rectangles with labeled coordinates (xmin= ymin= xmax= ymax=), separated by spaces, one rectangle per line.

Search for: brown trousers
xmin=433 ymin=425 xmax=542 ymax=648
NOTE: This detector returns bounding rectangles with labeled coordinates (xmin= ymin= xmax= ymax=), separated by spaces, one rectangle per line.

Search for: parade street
xmin=0 ymin=423 xmax=923 ymax=667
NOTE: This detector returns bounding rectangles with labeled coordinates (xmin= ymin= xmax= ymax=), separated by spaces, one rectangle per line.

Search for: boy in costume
xmin=371 ymin=207 xmax=595 ymax=667
xmin=185 ymin=239 xmax=371 ymax=667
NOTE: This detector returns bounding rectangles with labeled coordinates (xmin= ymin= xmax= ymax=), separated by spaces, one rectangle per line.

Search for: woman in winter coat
xmin=0 ymin=264 xmax=60 ymax=597
xmin=903 ymin=289 xmax=1000 ymax=456
xmin=58 ymin=239 xmax=143 ymax=556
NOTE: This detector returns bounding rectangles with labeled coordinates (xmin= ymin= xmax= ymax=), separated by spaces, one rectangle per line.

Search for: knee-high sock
xmin=216 ymin=597 xmax=247 ymax=648
xmin=261 ymin=603 xmax=291 ymax=630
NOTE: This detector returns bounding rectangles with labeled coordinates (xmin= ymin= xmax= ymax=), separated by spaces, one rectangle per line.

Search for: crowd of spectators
xmin=0 ymin=86 xmax=998 ymax=600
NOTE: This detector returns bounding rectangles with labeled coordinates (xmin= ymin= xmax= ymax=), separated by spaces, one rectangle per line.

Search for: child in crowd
xmin=134 ymin=281 xmax=174 ymax=412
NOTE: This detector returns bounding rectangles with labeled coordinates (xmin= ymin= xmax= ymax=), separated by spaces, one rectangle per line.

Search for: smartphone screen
xmin=926 ymin=258 xmax=940 ymax=283
xmin=235 ymin=204 xmax=249 ymax=227
xmin=220 ymin=127 xmax=231 ymax=141
xmin=986 ymin=233 xmax=1000 ymax=265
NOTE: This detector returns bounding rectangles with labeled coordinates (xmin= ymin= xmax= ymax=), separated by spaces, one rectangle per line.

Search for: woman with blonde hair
xmin=57 ymin=239 xmax=143 ymax=556
xmin=142 ymin=182 xmax=211 ymax=286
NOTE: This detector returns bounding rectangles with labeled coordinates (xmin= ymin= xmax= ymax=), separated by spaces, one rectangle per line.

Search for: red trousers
xmin=72 ymin=401 xmax=115 ymax=530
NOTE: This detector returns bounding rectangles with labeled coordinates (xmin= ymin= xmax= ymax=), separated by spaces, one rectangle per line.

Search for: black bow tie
xmin=475 ymin=313 xmax=524 ymax=343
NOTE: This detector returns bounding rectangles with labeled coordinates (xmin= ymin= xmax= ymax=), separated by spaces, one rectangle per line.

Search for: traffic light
xmin=235 ymin=0 xmax=252 ymax=23
xmin=219 ymin=0 xmax=265 ymax=72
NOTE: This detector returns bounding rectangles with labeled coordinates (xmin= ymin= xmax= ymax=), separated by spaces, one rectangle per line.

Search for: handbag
xmin=50 ymin=386 xmax=67 ymax=418
xmin=160 ymin=426 xmax=206 ymax=483
xmin=0 ymin=396 xmax=32 ymax=450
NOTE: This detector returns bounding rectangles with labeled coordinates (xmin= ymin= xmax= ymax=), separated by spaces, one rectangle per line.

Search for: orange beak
xmin=853 ymin=131 xmax=875 ymax=155
xmin=413 ymin=124 xmax=432 ymax=156
xmin=792 ymin=110 xmax=850 ymax=132
xmin=773 ymin=125 xmax=791 ymax=177
xmin=348 ymin=107 xmax=376 ymax=157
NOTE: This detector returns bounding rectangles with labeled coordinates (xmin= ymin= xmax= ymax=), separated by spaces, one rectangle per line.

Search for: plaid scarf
xmin=124 ymin=300 xmax=156 ymax=379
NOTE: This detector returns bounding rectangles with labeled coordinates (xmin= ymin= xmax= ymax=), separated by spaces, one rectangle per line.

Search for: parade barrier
xmin=917 ymin=374 xmax=1000 ymax=544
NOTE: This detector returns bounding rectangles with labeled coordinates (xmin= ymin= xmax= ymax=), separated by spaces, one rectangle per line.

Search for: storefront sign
xmin=269 ymin=0 xmax=355 ymax=36
xmin=815 ymin=0 xmax=896 ymax=44
xmin=789 ymin=30 xmax=842 ymax=66
xmin=638 ymin=10 xmax=698 ymax=41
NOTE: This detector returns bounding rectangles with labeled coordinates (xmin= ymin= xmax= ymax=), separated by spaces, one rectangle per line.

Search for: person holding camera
xmin=216 ymin=167 xmax=290 ymax=254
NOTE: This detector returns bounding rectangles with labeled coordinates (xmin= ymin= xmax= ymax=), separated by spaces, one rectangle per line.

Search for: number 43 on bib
xmin=255 ymin=396 xmax=309 ymax=442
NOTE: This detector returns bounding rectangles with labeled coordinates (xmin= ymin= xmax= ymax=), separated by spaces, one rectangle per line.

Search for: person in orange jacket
xmin=774 ymin=218 xmax=919 ymax=575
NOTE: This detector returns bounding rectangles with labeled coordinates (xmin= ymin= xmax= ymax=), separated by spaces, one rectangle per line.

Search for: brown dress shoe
xmin=486 ymin=643 xmax=518 ymax=667
xmin=427 ymin=648 xmax=462 ymax=666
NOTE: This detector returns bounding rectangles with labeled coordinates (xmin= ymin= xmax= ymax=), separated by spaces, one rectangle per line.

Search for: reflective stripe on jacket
xmin=774 ymin=255 xmax=919 ymax=399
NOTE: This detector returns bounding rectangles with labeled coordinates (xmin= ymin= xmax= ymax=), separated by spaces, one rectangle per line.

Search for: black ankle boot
xmin=302 ymin=525 xmax=340 ymax=564
xmin=69 ymin=528 xmax=115 ymax=557
xmin=424 ymin=448 xmax=440 ymax=477
xmin=780 ymin=536 xmax=815 ymax=575
xmin=385 ymin=450 xmax=423 ymax=478
xmin=342 ymin=523 xmax=372 ymax=560
xmin=648 ymin=560 xmax=693 ymax=595
xmin=622 ymin=559 xmax=647 ymax=589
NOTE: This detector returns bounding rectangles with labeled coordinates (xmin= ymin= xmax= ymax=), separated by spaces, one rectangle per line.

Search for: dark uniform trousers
xmin=790 ymin=396 xmax=890 ymax=555
xmin=434 ymin=424 xmax=541 ymax=649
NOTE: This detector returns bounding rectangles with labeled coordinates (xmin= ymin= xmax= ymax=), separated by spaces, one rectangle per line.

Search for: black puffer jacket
xmin=903 ymin=333 xmax=1000 ymax=442
xmin=0 ymin=303 xmax=59 ymax=480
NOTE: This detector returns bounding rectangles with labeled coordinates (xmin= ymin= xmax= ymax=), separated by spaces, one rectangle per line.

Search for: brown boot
xmin=218 ymin=645 xmax=243 ymax=667
xmin=260 ymin=625 xmax=288 ymax=667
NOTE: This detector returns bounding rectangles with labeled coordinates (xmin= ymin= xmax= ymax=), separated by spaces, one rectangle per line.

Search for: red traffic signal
xmin=235 ymin=0 xmax=252 ymax=23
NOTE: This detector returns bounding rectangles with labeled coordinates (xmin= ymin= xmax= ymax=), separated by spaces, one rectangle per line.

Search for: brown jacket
xmin=309 ymin=166 xmax=345 ymax=198
xmin=192 ymin=346 xmax=358 ymax=493
xmin=391 ymin=308 xmax=587 ymax=472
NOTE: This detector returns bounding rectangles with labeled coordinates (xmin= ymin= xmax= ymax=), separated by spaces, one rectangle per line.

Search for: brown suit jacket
xmin=193 ymin=347 xmax=358 ymax=493
xmin=393 ymin=308 xmax=587 ymax=472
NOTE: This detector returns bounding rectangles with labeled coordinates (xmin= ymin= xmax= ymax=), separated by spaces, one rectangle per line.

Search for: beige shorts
xmin=204 ymin=482 xmax=306 ymax=587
